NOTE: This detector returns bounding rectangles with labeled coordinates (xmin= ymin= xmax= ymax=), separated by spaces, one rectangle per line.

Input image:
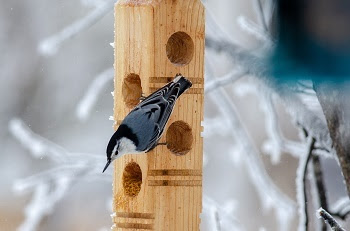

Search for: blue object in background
xmin=271 ymin=0 xmax=350 ymax=83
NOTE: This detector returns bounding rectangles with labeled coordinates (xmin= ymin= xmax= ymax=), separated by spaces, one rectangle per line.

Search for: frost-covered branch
xmin=206 ymin=6 xmax=332 ymax=156
xmin=237 ymin=16 xmax=272 ymax=45
xmin=314 ymin=83 xmax=350 ymax=198
xmin=330 ymin=197 xmax=350 ymax=220
xmin=254 ymin=0 xmax=268 ymax=32
xmin=296 ymin=137 xmax=315 ymax=231
xmin=311 ymin=154 xmax=328 ymax=231
xmin=38 ymin=0 xmax=114 ymax=56
xmin=202 ymin=196 xmax=243 ymax=231
xmin=205 ymin=37 xmax=332 ymax=158
xmin=76 ymin=67 xmax=114 ymax=121
xmin=312 ymin=155 xmax=328 ymax=211
xmin=317 ymin=208 xmax=345 ymax=231
xmin=8 ymin=118 xmax=110 ymax=231
xmin=206 ymin=58 xmax=295 ymax=231
xmin=204 ymin=68 xmax=247 ymax=94
xmin=8 ymin=118 xmax=68 ymax=163
xmin=233 ymin=79 xmax=305 ymax=161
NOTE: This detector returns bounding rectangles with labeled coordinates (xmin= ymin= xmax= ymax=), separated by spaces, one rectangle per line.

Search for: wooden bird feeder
xmin=112 ymin=0 xmax=205 ymax=230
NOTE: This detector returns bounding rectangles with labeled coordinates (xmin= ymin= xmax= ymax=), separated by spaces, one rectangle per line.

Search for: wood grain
xmin=113 ymin=0 xmax=204 ymax=230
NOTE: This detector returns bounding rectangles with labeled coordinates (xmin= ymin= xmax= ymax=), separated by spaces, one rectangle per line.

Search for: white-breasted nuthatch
xmin=103 ymin=74 xmax=192 ymax=172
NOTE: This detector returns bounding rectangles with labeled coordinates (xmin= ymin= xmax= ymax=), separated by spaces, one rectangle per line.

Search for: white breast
xmin=118 ymin=137 xmax=139 ymax=156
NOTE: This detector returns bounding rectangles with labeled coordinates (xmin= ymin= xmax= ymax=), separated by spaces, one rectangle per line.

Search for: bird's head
xmin=103 ymin=125 xmax=138 ymax=173
xmin=103 ymin=137 xmax=120 ymax=173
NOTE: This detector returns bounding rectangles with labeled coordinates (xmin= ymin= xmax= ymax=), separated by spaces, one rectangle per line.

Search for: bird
xmin=102 ymin=74 xmax=192 ymax=172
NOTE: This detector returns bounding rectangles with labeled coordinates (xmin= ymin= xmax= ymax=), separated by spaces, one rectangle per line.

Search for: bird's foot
xmin=139 ymin=93 xmax=147 ymax=101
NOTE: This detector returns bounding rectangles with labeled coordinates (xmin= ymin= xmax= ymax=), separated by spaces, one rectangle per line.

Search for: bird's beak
xmin=102 ymin=159 xmax=111 ymax=173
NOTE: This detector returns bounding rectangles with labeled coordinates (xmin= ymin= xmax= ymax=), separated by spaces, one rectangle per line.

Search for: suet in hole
xmin=122 ymin=161 xmax=142 ymax=197
xmin=166 ymin=31 xmax=194 ymax=66
xmin=122 ymin=73 xmax=142 ymax=108
xmin=166 ymin=121 xmax=193 ymax=155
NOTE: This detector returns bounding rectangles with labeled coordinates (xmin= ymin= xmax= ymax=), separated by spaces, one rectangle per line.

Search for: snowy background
xmin=1 ymin=0 xmax=349 ymax=230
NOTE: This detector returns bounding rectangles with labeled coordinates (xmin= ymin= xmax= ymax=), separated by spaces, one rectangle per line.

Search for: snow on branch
xmin=8 ymin=118 xmax=111 ymax=231
xmin=253 ymin=0 xmax=268 ymax=32
xmin=206 ymin=60 xmax=296 ymax=230
xmin=76 ymin=67 xmax=114 ymax=121
xmin=8 ymin=118 xmax=68 ymax=163
xmin=237 ymin=16 xmax=272 ymax=45
xmin=296 ymin=137 xmax=315 ymax=231
xmin=206 ymin=5 xmax=333 ymax=156
xmin=38 ymin=0 xmax=115 ymax=56
xmin=202 ymin=196 xmax=243 ymax=231
xmin=205 ymin=39 xmax=332 ymax=159
xmin=16 ymin=179 xmax=71 ymax=231
xmin=330 ymin=197 xmax=350 ymax=220
xmin=317 ymin=208 xmax=345 ymax=231
xmin=204 ymin=68 xmax=247 ymax=94
xmin=233 ymin=79 xmax=305 ymax=161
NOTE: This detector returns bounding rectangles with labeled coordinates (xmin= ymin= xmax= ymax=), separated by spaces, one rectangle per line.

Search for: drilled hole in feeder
xmin=166 ymin=31 xmax=194 ymax=66
xmin=122 ymin=73 xmax=142 ymax=108
xmin=166 ymin=121 xmax=193 ymax=155
xmin=122 ymin=161 xmax=142 ymax=197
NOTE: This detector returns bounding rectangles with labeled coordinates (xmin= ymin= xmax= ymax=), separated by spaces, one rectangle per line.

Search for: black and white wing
xmin=126 ymin=76 xmax=191 ymax=151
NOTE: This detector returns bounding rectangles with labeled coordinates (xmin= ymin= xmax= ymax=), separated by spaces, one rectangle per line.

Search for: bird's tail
xmin=172 ymin=74 xmax=192 ymax=97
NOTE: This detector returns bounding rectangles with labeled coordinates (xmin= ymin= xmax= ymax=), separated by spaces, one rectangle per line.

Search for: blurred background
xmin=1 ymin=0 xmax=349 ymax=230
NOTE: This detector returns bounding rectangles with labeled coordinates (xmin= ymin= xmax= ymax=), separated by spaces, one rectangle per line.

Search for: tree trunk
xmin=314 ymin=82 xmax=350 ymax=198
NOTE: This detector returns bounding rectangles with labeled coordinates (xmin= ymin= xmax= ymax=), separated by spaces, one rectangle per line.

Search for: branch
xmin=75 ymin=67 xmax=114 ymax=121
xmin=38 ymin=0 xmax=114 ymax=56
xmin=206 ymin=59 xmax=296 ymax=231
xmin=330 ymin=197 xmax=350 ymax=220
xmin=314 ymin=82 xmax=350 ymax=198
xmin=237 ymin=16 xmax=272 ymax=45
xmin=311 ymin=154 xmax=328 ymax=231
xmin=9 ymin=118 xmax=111 ymax=231
xmin=202 ymin=196 xmax=243 ymax=231
xmin=296 ymin=137 xmax=315 ymax=231
xmin=8 ymin=118 xmax=68 ymax=163
xmin=317 ymin=208 xmax=345 ymax=231
xmin=204 ymin=68 xmax=247 ymax=94
xmin=312 ymin=155 xmax=328 ymax=210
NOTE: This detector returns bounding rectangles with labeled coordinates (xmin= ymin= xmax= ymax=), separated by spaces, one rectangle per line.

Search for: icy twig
xmin=296 ymin=137 xmax=315 ymax=231
xmin=202 ymin=196 xmax=243 ymax=231
xmin=237 ymin=16 xmax=272 ymax=45
xmin=317 ymin=208 xmax=345 ymax=231
xmin=255 ymin=0 xmax=268 ymax=32
xmin=76 ymin=67 xmax=114 ymax=121
xmin=9 ymin=118 xmax=111 ymax=231
xmin=206 ymin=6 xmax=332 ymax=153
xmin=205 ymin=68 xmax=247 ymax=94
xmin=259 ymin=90 xmax=283 ymax=163
xmin=8 ymin=118 xmax=68 ymax=163
xmin=38 ymin=0 xmax=114 ymax=56
xmin=330 ymin=197 xmax=350 ymax=220
xmin=233 ymin=79 xmax=306 ymax=160
xmin=17 ymin=178 xmax=71 ymax=231
xmin=206 ymin=59 xmax=295 ymax=231
xmin=312 ymin=155 xmax=328 ymax=210
xmin=311 ymin=154 xmax=328 ymax=231
xmin=205 ymin=37 xmax=333 ymax=157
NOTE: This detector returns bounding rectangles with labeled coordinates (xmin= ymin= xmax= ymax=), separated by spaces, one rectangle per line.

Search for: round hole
xmin=166 ymin=32 xmax=194 ymax=66
xmin=122 ymin=73 xmax=142 ymax=108
xmin=166 ymin=121 xmax=193 ymax=155
xmin=122 ymin=161 xmax=142 ymax=197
